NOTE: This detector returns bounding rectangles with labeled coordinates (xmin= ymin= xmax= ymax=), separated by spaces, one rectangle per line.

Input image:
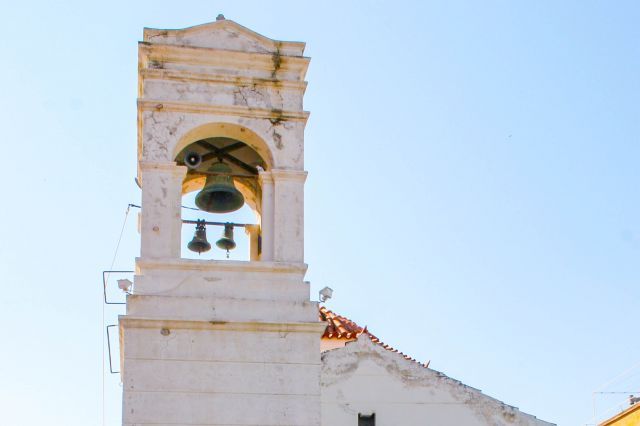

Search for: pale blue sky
xmin=0 ymin=1 xmax=638 ymax=425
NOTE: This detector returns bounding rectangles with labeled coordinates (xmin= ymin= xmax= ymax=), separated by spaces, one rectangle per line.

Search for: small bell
xmin=216 ymin=223 xmax=236 ymax=258
xmin=187 ymin=220 xmax=211 ymax=254
xmin=195 ymin=162 xmax=245 ymax=213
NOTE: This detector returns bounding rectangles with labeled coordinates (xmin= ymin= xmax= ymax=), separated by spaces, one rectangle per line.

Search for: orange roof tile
xmin=319 ymin=305 xmax=430 ymax=368
xmin=319 ymin=305 xmax=365 ymax=339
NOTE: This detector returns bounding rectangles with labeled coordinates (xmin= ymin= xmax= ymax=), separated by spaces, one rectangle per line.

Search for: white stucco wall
xmin=321 ymin=336 xmax=554 ymax=426
xmin=120 ymin=19 xmax=323 ymax=426
xmin=136 ymin=18 xmax=310 ymax=263
xmin=121 ymin=18 xmax=553 ymax=426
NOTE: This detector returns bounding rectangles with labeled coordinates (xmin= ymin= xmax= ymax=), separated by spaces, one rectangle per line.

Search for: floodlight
xmin=117 ymin=278 xmax=133 ymax=292
xmin=319 ymin=286 xmax=333 ymax=302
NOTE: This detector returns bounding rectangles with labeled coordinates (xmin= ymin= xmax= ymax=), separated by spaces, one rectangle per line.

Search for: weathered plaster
xmin=321 ymin=336 xmax=554 ymax=426
xmin=143 ymin=20 xmax=306 ymax=56
xmin=120 ymin=19 xmax=320 ymax=426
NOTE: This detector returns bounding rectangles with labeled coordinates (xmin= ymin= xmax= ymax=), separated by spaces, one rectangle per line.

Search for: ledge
xmin=136 ymin=257 xmax=308 ymax=275
xmin=137 ymin=100 xmax=310 ymax=122
xmin=138 ymin=161 xmax=187 ymax=176
xmin=138 ymin=43 xmax=310 ymax=81
xmin=119 ymin=316 xmax=326 ymax=334
xmin=140 ymin=69 xmax=308 ymax=90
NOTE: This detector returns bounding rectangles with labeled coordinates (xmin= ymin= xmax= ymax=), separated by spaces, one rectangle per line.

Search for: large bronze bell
xmin=216 ymin=224 xmax=236 ymax=258
xmin=195 ymin=162 xmax=244 ymax=213
xmin=187 ymin=220 xmax=211 ymax=254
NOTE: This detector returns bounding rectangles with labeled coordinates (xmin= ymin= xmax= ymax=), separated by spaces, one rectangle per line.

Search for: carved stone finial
xmin=216 ymin=14 xmax=225 ymax=21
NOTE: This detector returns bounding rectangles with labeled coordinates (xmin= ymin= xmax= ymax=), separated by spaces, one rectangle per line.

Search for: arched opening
xmin=174 ymin=127 xmax=271 ymax=262
xmin=174 ymin=122 xmax=274 ymax=171
xmin=176 ymin=137 xmax=266 ymax=214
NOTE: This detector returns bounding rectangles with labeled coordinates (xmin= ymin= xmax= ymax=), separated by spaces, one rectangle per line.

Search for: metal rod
xmin=129 ymin=204 xmax=256 ymax=227
xmin=213 ymin=141 xmax=246 ymax=154
xmin=102 ymin=270 xmax=133 ymax=305
xmin=187 ymin=171 xmax=259 ymax=179
xmin=197 ymin=140 xmax=259 ymax=175
xmin=106 ymin=325 xmax=120 ymax=374
xmin=182 ymin=220 xmax=255 ymax=228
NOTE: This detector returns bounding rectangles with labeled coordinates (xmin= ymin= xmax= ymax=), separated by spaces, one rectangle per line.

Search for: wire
xmin=593 ymin=359 xmax=640 ymax=417
xmin=595 ymin=391 xmax=640 ymax=394
xmin=127 ymin=203 xmax=199 ymax=211
xmin=102 ymin=204 xmax=131 ymax=426
xmin=105 ymin=205 xmax=131 ymax=294
xmin=589 ymin=394 xmax=637 ymax=425
xmin=596 ymin=360 xmax=640 ymax=392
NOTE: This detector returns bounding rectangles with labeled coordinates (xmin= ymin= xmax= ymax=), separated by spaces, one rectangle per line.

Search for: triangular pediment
xmin=321 ymin=336 xmax=554 ymax=425
xmin=143 ymin=19 xmax=305 ymax=56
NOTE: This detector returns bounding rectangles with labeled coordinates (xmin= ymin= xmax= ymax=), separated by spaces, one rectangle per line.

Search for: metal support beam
xmin=106 ymin=325 xmax=120 ymax=374
xmin=197 ymin=140 xmax=259 ymax=175
xmin=102 ymin=270 xmax=134 ymax=305
xmin=182 ymin=219 xmax=254 ymax=228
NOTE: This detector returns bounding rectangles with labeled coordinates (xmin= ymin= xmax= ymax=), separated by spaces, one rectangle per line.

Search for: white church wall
xmin=321 ymin=336 xmax=553 ymax=426
xmin=121 ymin=319 xmax=324 ymax=425
xmin=120 ymin=19 xmax=323 ymax=426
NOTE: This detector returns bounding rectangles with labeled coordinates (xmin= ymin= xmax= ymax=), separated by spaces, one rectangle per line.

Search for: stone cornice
xmin=139 ymin=43 xmax=310 ymax=81
xmin=137 ymin=100 xmax=310 ymax=122
xmin=138 ymin=161 xmax=188 ymax=177
xmin=271 ymin=169 xmax=308 ymax=183
xmin=119 ymin=317 xmax=326 ymax=334
xmin=136 ymin=257 xmax=308 ymax=275
xmin=143 ymin=20 xmax=306 ymax=57
xmin=140 ymin=68 xmax=308 ymax=91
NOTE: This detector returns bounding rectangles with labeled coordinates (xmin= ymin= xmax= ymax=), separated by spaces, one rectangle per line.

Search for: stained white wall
xmin=321 ymin=337 xmax=554 ymax=426
xmin=120 ymin=19 xmax=323 ymax=426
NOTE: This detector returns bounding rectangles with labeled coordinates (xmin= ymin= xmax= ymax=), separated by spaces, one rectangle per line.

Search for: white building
xmin=319 ymin=307 xmax=553 ymax=426
xmin=118 ymin=17 xmax=554 ymax=426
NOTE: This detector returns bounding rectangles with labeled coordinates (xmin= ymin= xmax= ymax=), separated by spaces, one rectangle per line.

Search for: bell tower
xmin=120 ymin=18 xmax=323 ymax=426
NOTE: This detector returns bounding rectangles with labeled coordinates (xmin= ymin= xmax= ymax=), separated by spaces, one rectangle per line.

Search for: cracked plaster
xmin=321 ymin=336 xmax=554 ymax=426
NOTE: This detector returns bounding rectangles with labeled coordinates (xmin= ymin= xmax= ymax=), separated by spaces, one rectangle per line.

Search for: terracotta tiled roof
xmin=319 ymin=305 xmax=365 ymax=339
xmin=319 ymin=305 xmax=430 ymax=368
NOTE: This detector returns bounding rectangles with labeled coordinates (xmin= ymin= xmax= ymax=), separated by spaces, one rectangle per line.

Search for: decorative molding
xmin=143 ymin=19 xmax=306 ymax=57
xmin=271 ymin=169 xmax=308 ymax=183
xmin=140 ymin=68 xmax=308 ymax=90
xmin=138 ymin=161 xmax=188 ymax=177
xmin=138 ymin=43 xmax=310 ymax=81
xmin=138 ymin=100 xmax=310 ymax=122
xmin=135 ymin=257 xmax=308 ymax=275
xmin=119 ymin=317 xmax=326 ymax=334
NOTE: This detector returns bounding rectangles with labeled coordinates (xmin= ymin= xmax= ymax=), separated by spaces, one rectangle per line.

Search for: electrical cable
xmin=102 ymin=204 xmax=131 ymax=425
xmin=595 ymin=391 xmax=640 ymax=394
xmin=596 ymin=360 xmax=640 ymax=392
xmin=588 ymin=394 xmax=638 ymax=425
xmin=592 ymin=360 xmax=640 ymax=422
xmin=127 ymin=203 xmax=200 ymax=211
